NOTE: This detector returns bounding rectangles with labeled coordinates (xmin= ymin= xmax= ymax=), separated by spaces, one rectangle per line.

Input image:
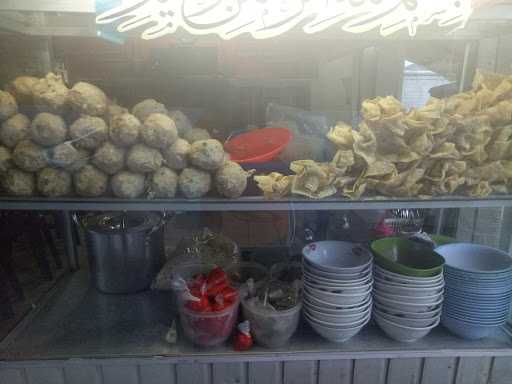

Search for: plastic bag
xmin=266 ymin=103 xmax=330 ymax=136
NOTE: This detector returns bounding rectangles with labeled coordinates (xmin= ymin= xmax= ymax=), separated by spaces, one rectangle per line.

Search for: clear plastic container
xmin=270 ymin=262 xmax=303 ymax=283
xmin=241 ymin=298 xmax=302 ymax=347
xmin=225 ymin=261 xmax=268 ymax=289
xmin=179 ymin=297 xmax=240 ymax=347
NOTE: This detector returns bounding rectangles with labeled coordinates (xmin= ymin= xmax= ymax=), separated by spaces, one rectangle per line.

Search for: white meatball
xmin=73 ymin=164 xmax=108 ymax=197
xmin=92 ymin=142 xmax=125 ymax=175
xmin=178 ymin=167 xmax=211 ymax=198
xmin=67 ymin=82 xmax=108 ymax=116
xmin=30 ymin=112 xmax=67 ymax=147
xmin=150 ymin=167 xmax=178 ymax=198
xmin=109 ymin=113 xmax=141 ymax=147
xmin=188 ymin=139 xmax=225 ymax=171
xmin=126 ymin=144 xmax=163 ymax=173
xmin=69 ymin=115 xmax=108 ymax=150
xmin=0 ymin=90 xmax=18 ymax=121
xmin=37 ymin=167 xmax=72 ymax=197
xmin=13 ymin=140 xmax=47 ymax=172
xmin=0 ymin=113 xmax=30 ymax=148
xmin=111 ymin=171 xmax=146 ymax=198
xmin=2 ymin=168 xmax=34 ymax=196
xmin=141 ymin=113 xmax=178 ymax=149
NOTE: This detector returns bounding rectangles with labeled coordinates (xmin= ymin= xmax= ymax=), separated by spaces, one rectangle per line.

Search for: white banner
xmin=96 ymin=0 xmax=475 ymax=40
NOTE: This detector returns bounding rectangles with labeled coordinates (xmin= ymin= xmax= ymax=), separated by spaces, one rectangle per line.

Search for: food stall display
xmin=1 ymin=2 xmax=512 ymax=384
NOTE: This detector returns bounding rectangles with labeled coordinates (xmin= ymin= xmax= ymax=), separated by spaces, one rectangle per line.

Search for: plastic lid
xmin=224 ymin=127 xmax=293 ymax=164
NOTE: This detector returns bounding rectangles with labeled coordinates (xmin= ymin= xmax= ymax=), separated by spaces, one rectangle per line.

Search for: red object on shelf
xmin=224 ymin=127 xmax=293 ymax=164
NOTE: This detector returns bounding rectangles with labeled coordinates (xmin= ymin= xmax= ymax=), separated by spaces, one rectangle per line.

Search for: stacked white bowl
xmin=436 ymin=243 xmax=512 ymax=340
xmin=372 ymin=265 xmax=444 ymax=342
xmin=302 ymin=241 xmax=373 ymax=343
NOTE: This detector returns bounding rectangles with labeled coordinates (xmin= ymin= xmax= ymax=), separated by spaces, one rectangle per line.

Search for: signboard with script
xmin=96 ymin=0 xmax=476 ymax=40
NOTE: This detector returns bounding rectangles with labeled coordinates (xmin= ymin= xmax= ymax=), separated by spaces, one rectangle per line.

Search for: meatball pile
xmin=0 ymin=73 xmax=251 ymax=199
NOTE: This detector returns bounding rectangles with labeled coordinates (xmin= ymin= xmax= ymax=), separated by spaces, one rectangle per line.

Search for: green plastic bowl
xmin=371 ymin=237 xmax=445 ymax=277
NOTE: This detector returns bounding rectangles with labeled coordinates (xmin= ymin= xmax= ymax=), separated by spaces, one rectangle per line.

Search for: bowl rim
xmin=303 ymin=295 xmax=372 ymax=312
xmin=305 ymin=284 xmax=373 ymax=298
xmin=374 ymin=264 xmax=443 ymax=282
xmin=302 ymin=241 xmax=373 ymax=273
xmin=374 ymin=279 xmax=445 ymax=292
xmin=373 ymin=301 xmax=442 ymax=316
xmin=304 ymin=280 xmax=373 ymax=292
xmin=374 ymin=310 xmax=441 ymax=330
xmin=303 ymin=259 xmax=373 ymax=278
xmin=304 ymin=300 xmax=372 ymax=317
xmin=307 ymin=317 xmax=369 ymax=333
xmin=374 ymin=294 xmax=444 ymax=308
xmin=304 ymin=269 xmax=373 ymax=285
xmin=441 ymin=313 xmax=507 ymax=326
xmin=304 ymin=311 xmax=371 ymax=329
xmin=373 ymin=307 xmax=440 ymax=325
xmin=304 ymin=306 xmax=371 ymax=321
xmin=373 ymin=290 xmax=444 ymax=302
xmin=305 ymin=291 xmax=371 ymax=307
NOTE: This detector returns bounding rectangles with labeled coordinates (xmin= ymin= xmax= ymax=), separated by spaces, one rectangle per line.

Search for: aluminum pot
xmin=77 ymin=212 xmax=165 ymax=294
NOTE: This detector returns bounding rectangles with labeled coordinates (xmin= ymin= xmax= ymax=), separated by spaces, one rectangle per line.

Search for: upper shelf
xmin=2 ymin=195 xmax=512 ymax=211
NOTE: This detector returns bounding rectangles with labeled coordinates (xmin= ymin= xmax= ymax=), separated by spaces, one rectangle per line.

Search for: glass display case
xmin=1 ymin=1 xmax=512 ymax=384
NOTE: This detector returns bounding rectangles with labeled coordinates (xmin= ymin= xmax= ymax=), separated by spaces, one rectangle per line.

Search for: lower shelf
xmin=1 ymin=270 xmax=512 ymax=362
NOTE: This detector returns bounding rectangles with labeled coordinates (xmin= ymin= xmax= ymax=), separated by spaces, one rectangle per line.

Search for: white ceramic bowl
xmin=374 ymin=280 xmax=444 ymax=297
xmin=303 ymin=241 xmax=373 ymax=273
xmin=306 ymin=316 xmax=369 ymax=343
xmin=305 ymin=285 xmax=372 ymax=306
xmin=373 ymin=291 xmax=444 ymax=305
xmin=374 ymin=265 xmax=443 ymax=285
xmin=373 ymin=294 xmax=443 ymax=313
xmin=304 ymin=260 xmax=372 ymax=280
xmin=374 ymin=311 xmax=440 ymax=342
xmin=373 ymin=307 xmax=439 ymax=328
xmin=374 ymin=275 xmax=444 ymax=289
xmin=305 ymin=290 xmax=371 ymax=308
xmin=304 ymin=281 xmax=373 ymax=296
xmin=304 ymin=296 xmax=372 ymax=315
xmin=304 ymin=306 xmax=371 ymax=324
xmin=304 ymin=311 xmax=371 ymax=330
xmin=374 ymin=301 xmax=442 ymax=319
xmin=436 ymin=243 xmax=512 ymax=274
xmin=304 ymin=270 xmax=373 ymax=287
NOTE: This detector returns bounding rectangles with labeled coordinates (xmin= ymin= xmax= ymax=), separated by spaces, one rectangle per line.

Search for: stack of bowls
xmin=436 ymin=243 xmax=512 ymax=340
xmin=302 ymin=241 xmax=373 ymax=342
xmin=371 ymin=238 xmax=445 ymax=342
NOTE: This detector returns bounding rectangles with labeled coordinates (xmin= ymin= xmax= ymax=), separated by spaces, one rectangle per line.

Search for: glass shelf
xmin=1 ymin=270 xmax=511 ymax=362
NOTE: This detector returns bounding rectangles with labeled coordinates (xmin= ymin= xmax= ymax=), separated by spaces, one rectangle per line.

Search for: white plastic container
xmin=241 ymin=298 xmax=302 ymax=347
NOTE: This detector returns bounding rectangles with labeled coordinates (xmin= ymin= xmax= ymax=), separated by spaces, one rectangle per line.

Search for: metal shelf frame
xmin=2 ymin=196 xmax=512 ymax=212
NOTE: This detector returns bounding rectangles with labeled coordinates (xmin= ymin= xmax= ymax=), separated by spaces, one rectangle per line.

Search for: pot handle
xmin=72 ymin=212 xmax=83 ymax=228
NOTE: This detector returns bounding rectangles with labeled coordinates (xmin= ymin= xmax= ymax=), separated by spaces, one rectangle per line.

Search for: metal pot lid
xmin=81 ymin=212 xmax=162 ymax=234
